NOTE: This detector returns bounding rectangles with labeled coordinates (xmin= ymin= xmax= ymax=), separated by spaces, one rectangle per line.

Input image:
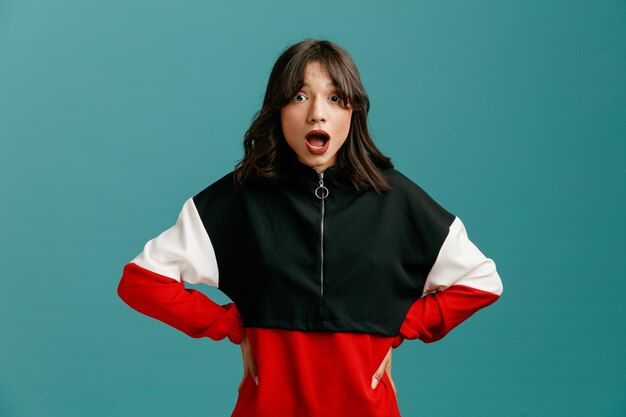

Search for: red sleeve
xmin=118 ymin=262 xmax=246 ymax=344
xmin=392 ymin=285 xmax=499 ymax=347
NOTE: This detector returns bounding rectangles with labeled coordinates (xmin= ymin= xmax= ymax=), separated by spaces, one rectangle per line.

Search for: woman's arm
xmin=117 ymin=198 xmax=245 ymax=344
xmin=394 ymin=217 xmax=503 ymax=346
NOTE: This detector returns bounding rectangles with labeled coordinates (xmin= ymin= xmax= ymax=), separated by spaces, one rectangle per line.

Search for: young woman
xmin=118 ymin=39 xmax=503 ymax=417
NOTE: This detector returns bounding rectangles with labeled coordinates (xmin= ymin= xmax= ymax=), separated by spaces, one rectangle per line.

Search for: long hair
xmin=234 ymin=39 xmax=393 ymax=192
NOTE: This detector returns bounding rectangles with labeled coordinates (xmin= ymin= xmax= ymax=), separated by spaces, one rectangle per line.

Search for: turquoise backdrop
xmin=1 ymin=1 xmax=624 ymax=416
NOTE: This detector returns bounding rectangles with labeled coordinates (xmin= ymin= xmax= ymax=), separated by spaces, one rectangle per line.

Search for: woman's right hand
xmin=238 ymin=335 xmax=258 ymax=390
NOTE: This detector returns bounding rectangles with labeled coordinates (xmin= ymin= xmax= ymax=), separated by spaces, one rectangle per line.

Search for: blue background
xmin=1 ymin=1 xmax=624 ymax=416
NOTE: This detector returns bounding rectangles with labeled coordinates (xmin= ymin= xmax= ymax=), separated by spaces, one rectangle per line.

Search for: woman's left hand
xmin=371 ymin=347 xmax=397 ymax=398
xmin=238 ymin=335 xmax=258 ymax=390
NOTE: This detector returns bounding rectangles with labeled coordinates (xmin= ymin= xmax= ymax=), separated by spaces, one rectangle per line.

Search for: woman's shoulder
xmin=385 ymin=168 xmax=422 ymax=189
xmin=384 ymin=168 xmax=435 ymax=199
xmin=193 ymin=171 xmax=238 ymax=197
xmin=191 ymin=171 xmax=243 ymax=213
xmin=384 ymin=168 xmax=456 ymax=224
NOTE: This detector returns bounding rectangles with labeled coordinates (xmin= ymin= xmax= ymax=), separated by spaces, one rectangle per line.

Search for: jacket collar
xmin=282 ymin=156 xmax=349 ymax=188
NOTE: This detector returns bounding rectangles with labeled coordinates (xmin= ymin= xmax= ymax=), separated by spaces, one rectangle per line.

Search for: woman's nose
xmin=308 ymin=98 xmax=327 ymax=123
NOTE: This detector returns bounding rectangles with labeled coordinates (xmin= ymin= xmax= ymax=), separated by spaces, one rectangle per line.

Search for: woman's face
xmin=280 ymin=61 xmax=353 ymax=173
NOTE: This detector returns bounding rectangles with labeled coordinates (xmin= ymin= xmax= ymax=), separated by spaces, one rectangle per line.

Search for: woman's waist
xmin=231 ymin=328 xmax=400 ymax=417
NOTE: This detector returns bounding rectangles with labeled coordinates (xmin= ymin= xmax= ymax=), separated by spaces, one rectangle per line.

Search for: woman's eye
xmin=329 ymin=95 xmax=340 ymax=103
xmin=294 ymin=94 xmax=306 ymax=102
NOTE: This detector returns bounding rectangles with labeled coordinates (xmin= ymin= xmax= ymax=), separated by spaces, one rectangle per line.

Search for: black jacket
xmin=193 ymin=160 xmax=455 ymax=337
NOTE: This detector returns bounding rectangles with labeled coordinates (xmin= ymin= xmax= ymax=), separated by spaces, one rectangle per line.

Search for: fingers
xmin=249 ymin=355 xmax=258 ymax=385
xmin=371 ymin=370 xmax=385 ymax=390
xmin=238 ymin=335 xmax=258 ymax=390
xmin=371 ymin=347 xmax=393 ymax=389
xmin=372 ymin=347 xmax=397 ymax=399
xmin=384 ymin=348 xmax=398 ymax=398
xmin=245 ymin=342 xmax=258 ymax=386
xmin=385 ymin=346 xmax=392 ymax=375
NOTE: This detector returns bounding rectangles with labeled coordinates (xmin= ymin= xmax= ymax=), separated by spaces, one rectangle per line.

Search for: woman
xmin=118 ymin=39 xmax=503 ymax=417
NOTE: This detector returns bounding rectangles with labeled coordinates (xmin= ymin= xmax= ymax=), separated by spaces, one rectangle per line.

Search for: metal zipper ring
xmin=315 ymin=185 xmax=329 ymax=199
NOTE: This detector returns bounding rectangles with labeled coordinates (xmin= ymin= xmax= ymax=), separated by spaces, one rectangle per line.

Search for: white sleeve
xmin=131 ymin=198 xmax=220 ymax=287
xmin=423 ymin=216 xmax=503 ymax=296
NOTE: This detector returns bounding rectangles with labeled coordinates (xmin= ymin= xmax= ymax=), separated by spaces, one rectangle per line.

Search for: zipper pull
xmin=315 ymin=172 xmax=329 ymax=199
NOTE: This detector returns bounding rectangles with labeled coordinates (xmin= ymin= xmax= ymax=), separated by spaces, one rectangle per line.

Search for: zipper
xmin=315 ymin=171 xmax=329 ymax=297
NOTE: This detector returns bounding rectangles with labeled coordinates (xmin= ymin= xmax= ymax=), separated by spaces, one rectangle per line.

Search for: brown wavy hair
xmin=233 ymin=39 xmax=393 ymax=192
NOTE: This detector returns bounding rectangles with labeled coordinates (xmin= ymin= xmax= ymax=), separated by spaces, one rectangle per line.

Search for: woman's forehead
xmin=298 ymin=61 xmax=340 ymax=88
xmin=301 ymin=63 xmax=337 ymax=86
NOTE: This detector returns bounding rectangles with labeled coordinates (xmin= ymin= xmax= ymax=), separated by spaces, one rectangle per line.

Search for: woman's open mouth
xmin=305 ymin=130 xmax=330 ymax=155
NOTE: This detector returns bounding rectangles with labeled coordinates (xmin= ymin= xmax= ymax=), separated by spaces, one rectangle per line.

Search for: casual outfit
xmin=118 ymin=159 xmax=503 ymax=417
